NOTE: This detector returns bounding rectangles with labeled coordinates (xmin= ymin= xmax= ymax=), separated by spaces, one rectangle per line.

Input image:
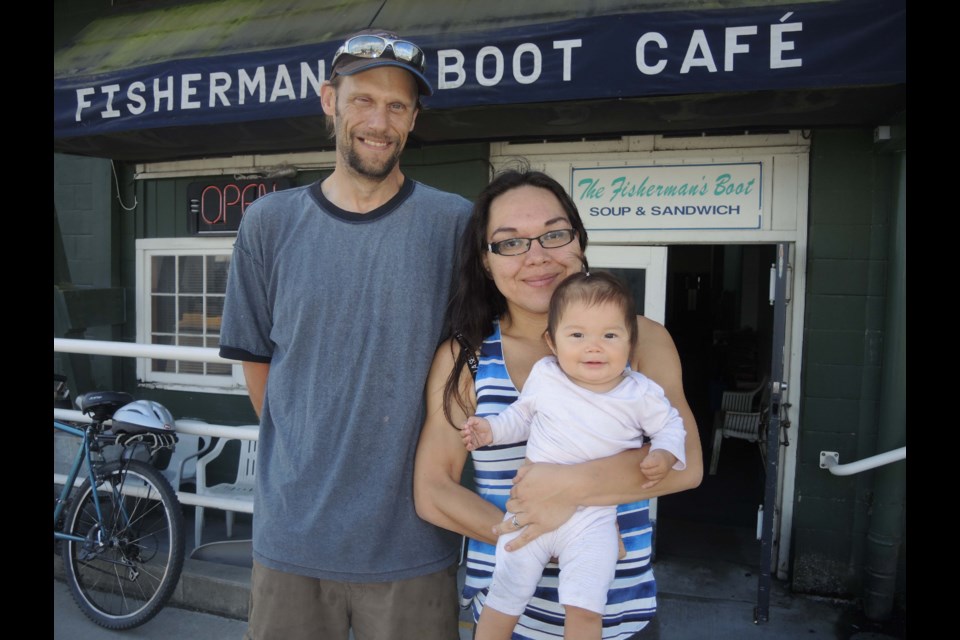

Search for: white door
xmin=585 ymin=245 xmax=668 ymax=530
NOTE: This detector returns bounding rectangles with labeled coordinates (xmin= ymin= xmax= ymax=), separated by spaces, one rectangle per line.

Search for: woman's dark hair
xmin=546 ymin=271 xmax=639 ymax=353
xmin=442 ymin=169 xmax=589 ymax=425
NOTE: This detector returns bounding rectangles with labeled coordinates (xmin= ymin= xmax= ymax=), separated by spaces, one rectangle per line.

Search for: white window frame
xmin=135 ymin=237 xmax=247 ymax=394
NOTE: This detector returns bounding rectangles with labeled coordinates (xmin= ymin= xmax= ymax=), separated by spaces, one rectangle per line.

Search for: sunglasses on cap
xmin=332 ymin=35 xmax=426 ymax=74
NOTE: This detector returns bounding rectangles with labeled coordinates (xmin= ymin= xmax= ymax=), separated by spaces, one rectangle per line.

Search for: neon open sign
xmin=188 ymin=178 xmax=292 ymax=235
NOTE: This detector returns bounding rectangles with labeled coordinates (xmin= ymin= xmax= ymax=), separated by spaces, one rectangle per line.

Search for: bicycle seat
xmin=76 ymin=391 xmax=136 ymax=421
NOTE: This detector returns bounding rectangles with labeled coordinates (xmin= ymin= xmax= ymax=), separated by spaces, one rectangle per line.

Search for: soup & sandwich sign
xmin=573 ymin=163 xmax=762 ymax=231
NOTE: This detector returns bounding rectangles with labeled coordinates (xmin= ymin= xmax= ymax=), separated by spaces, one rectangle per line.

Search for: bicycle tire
xmin=61 ymin=459 xmax=185 ymax=630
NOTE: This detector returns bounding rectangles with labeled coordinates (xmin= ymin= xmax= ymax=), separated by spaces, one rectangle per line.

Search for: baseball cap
xmin=330 ymin=29 xmax=433 ymax=96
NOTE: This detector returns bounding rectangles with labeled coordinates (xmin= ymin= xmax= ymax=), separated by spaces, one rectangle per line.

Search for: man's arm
xmin=242 ymin=361 xmax=270 ymax=418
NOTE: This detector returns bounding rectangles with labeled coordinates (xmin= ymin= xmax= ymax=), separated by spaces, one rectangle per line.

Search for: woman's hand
xmin=500 ymin=441 xmax=700 ymax=552
xmin=498 ymin=462 xmax=577 ymax=551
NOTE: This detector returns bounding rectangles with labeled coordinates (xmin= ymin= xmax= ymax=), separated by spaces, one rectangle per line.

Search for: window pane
xmin=205 ymin=335 xmax=232 ymax=376
xmin=207 ymin=297 xmax=225 ymax=332
xmin=152 ymin=256 xmax=176 ymax=293
xmin=152 ymin=295 xmax=177 ymax=333
xmin=178 ymin=334 xmax=204 ymax=373
xmin=179 ymin=255 xmax=204 ymax=293
xmin=150 ymin=334 xmax=174 ymax=372
xmin=207 ymin=255 xmax=230 ymax=292
xmin=605 ymin=268 xmax=647 ymax=316
xmin=207 ymin=363 xmax=232 ymax=375
xmin=179 ymin=296 xmax=205 ymax=334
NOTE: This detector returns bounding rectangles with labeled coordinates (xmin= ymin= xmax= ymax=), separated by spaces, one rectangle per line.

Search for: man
xmin=219 ymin=29 xmax=472 ymax=640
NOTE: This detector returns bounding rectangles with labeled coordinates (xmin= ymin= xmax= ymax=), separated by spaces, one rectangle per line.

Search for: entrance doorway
xmin=656 ymin=244 xmax=776 ymax=567
xmin=587 ymin=243 xmax=782 ymax=569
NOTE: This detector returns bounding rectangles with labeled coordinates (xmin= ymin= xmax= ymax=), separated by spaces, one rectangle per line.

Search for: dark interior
xmin=656 ymin=244 xmax=775 ymax=568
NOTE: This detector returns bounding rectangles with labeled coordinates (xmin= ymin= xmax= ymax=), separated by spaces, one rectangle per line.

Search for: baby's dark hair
xmin=547 ymin=271 xmax=638 ymax=352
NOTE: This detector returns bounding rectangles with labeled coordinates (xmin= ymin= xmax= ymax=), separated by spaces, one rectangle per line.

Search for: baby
xmin=462 ymin=270 xmax=686 ymax=640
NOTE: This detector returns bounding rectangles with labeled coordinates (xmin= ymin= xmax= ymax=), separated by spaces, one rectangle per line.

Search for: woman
xmin=414 ymin=170 xmax=703 ymax=639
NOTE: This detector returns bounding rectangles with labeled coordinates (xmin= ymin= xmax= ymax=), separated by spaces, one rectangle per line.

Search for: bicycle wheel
xmin=61 ymin=459 xmax=185 ymax=630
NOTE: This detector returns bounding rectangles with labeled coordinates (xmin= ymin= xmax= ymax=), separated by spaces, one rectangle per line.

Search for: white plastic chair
xmin=158 ymin=433 xmax=209 ymax=491
xmin=709 ymin=377 xmax=768 ymax=475
xmin=194 ymin=437 xmax=257 ymax=546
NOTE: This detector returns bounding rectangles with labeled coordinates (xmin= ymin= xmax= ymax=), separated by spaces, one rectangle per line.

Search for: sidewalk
xmin=54 ymin=551 xmax=890 ymax=640
xmin=53 ymin=509 xmax=904 ymax=639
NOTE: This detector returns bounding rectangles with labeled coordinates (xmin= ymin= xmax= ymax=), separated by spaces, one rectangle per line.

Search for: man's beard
xmin=342 ymin=138 xmax=402 ymax=180
xmin=334 ymin=105 xmax=404 ymax=180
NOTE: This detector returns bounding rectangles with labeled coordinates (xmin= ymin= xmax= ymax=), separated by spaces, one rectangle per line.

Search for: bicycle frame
xmin=53 ymin=418 xmax=119 ymax=544
xmin=55 ymin=388 xmax=186 ymax=630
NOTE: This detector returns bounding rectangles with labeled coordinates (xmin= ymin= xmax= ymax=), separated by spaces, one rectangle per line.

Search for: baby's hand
xmin=461 ymin=416 xmax=494 ymax=451
xmin=639 ymin=450 xmax=677 ymax=489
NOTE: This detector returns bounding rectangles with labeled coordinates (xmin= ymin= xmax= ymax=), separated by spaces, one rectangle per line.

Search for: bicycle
xmin=54 ymin=379 xmax=186 ymax=630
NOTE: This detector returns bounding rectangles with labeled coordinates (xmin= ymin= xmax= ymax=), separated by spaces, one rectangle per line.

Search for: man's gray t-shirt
xmin=219 ymin=179 xmax=471 ymax=581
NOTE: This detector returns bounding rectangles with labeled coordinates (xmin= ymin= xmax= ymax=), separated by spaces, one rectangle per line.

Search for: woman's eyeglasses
xmin=487 ymin=229 xmax=578 ymax=256
xmin=332 ymin=35 xmax=426 ymax=74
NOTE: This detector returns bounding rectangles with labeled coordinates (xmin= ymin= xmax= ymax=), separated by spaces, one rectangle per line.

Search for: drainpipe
xmin=862 ymin=151 xmax=905 ymax=621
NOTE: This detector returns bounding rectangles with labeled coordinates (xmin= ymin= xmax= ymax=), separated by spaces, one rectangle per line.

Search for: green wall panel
xmin=794 ymin=127 xmax=903 ymax=604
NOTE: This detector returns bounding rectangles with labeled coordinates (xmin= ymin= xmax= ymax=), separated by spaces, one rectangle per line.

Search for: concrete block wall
xmin=54 ymin=153 xmax=123 ymax=394
xmin=791 ymin=128 xmax=896 ymax=598
xmin=54 ymin=154 xmax=114 ymax=289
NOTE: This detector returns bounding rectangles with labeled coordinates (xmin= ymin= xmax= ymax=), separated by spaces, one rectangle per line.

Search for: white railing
xmin=54 ymin=337 xmax=231 ymax=364
xmin=819 ymin=447 xmax=906 ymax=476
xmin=54 ymin=338 xmax=256 ymax=513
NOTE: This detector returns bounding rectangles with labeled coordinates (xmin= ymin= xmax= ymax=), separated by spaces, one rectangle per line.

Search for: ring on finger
xmin=511 ymin=515 xmax=521 ymax=528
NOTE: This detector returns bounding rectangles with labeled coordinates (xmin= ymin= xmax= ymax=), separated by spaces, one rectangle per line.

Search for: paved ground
xmin=54 ymin=579 xmax=248 ymax=640
xmin=53 ymin=487 xmax=906 ymax=639
xmin=55 ymin=551 xmax=902 ymax=640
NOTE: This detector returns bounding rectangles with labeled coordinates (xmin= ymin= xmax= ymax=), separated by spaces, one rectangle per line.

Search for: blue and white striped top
xmin=461 ymin=320 xmax=657 ymax=639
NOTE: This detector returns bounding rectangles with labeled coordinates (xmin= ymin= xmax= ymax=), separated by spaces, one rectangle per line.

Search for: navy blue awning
xmin=54 ymin=0 xmax=905 ymax=160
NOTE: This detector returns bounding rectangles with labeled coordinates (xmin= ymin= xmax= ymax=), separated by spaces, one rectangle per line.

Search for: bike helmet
xmin=111 ymin=400 xmax=176 ymax=435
